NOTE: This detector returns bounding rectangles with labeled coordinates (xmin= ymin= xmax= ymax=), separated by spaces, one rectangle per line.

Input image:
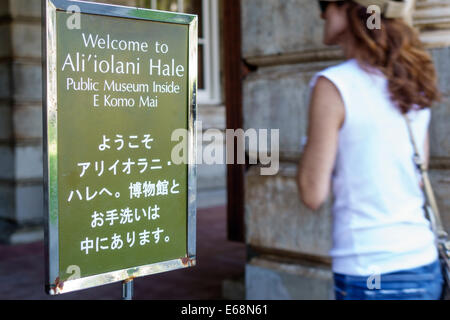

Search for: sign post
xmin=122 ymin=279 xmax=133 ymax=300
xmin=42 ymin=0 xmax=197 ymax=296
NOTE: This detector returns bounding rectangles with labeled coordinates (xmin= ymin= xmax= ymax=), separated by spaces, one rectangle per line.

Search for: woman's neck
xmin=338 ymin=31 xmax=356 ymax=60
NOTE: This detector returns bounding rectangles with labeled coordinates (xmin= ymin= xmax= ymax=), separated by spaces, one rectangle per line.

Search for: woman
xmin=297 ymin=0 xmax=444 ymax=300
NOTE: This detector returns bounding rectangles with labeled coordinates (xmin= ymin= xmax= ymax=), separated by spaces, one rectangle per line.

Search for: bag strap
xmin=403 ymin=113 xmax=448 ymax=240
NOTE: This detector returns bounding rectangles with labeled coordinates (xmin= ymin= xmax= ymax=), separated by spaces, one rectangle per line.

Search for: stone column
xmin=242 ymin=0 xmax=450 ymax=300
xmin=0 ymin=0 xmax=43 ymax=243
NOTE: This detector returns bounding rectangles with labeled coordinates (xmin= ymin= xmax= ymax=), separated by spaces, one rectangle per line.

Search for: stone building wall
xmin=242 ymin=0 xmax=450 ymax=299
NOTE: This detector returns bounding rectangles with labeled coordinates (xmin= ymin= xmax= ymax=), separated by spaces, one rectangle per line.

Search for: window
xmin=140 ymin=0 xmax=221 ymax=105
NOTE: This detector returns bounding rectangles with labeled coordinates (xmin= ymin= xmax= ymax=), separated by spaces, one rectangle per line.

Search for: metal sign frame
xmin=42 ymin=0 xmax=197 ymax=295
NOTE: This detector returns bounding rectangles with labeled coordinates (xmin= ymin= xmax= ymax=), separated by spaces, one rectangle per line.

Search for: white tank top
xmin=310 ymin=59 xmax=438 ymax=276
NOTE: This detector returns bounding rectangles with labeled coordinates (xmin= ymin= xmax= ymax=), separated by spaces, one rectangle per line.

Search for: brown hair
xmin=346 ymin=2 xmax=441 ymax=113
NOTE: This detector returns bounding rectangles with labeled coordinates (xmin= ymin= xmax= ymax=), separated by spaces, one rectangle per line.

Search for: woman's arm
xmin=297 ymin=76 xmax=345 ymax=211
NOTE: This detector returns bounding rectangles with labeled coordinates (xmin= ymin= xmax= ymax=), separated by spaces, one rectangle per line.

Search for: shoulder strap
xmin=403 ymin=113 xmax=448 ymax=240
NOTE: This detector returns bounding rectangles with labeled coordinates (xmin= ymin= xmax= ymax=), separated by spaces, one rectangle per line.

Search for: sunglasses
xmin=318 ymin=1 xmax=346 ymax=14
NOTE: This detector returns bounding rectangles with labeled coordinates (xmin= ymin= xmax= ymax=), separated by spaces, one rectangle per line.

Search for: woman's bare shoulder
xmin=310 ymin=76 xmax=345 ymax=128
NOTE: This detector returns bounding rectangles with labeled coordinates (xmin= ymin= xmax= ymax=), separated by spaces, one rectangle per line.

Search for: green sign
xmin=43 ymin=0 xmax=197 ymax=295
